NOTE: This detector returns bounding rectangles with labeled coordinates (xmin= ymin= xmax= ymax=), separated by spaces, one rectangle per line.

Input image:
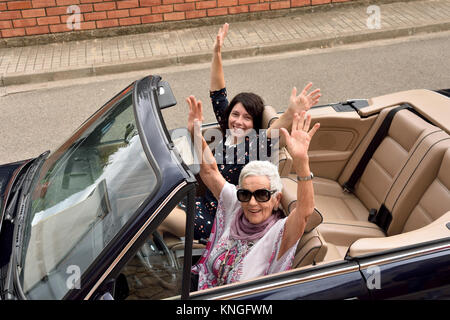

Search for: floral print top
xmin=191 ymin=183 xmax=298 ymax=290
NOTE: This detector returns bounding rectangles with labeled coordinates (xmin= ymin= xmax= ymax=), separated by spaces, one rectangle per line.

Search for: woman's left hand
xmin=287 ymin=83 xmax=321 ymax=115
xmin=280 ymin=111 xmax=320 ymax=164
xmin=279 ymin=111 xmax=319 ymax=259
xmin=213 ymin=23 xmax=229 ymax=54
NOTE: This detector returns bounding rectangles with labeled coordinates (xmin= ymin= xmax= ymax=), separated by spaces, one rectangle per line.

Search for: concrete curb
xmin=2 ymin=21 xmax=450 ymax=87
xmin=0 ymin=0 xmax=415 ymax=49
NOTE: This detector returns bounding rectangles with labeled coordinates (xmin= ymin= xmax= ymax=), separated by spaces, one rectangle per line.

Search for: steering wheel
xmin=136 ymin=230 xmax=179 ymax=271
xmin=119 ymin=231 xmax=183 ymax=299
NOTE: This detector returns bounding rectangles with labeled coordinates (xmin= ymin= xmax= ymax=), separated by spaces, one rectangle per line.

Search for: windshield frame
xmin=68 ymin=75 xmax=196 ymax=300
xmin=75 ymin=75 xmax=197 ymax=300
xmin=17 ymin=81 xmax=164 ymax=300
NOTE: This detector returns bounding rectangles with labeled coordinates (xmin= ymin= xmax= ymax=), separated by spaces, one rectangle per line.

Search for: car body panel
xmin=0 ymin=159 xmax=29 ymax=222
xmin=0 ymin=158 xmax=32 ymax=279
xmin=189 ymin=260 xmax=370 ymax=300
xmin=0 ymin=76 xmax=449 ymax=300
xmin=358 ymin=240 xmax=450 ymax=299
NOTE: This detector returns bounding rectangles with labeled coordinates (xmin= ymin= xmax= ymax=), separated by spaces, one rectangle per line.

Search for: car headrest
xmin=291 ymin=207 xmax=323 ymax=233
xmin=280 ymin=177 xmax=323 ymax=233
xmin=281 ymin=201 xmax=323 ymax=233
xmin=262 ymin=105 xmax=279 ymax=129
xmin=305 ymin=208 xmax=324 ymax=233
xmin=278 ymin=147 xmax=293 ymax=177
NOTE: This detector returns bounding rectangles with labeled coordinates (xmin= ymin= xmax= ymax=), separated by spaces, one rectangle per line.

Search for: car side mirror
xmin=157 ymin=80 xmax=177 ymax=109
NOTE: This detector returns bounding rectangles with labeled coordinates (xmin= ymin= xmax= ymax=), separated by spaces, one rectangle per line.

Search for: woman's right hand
xmin=187 ymin=95 xmax=204 ymax=136
xmin=213 ymin=23 xmax=229 ymax=54
xmin=187 ymin=95 xmax=226 ymax=199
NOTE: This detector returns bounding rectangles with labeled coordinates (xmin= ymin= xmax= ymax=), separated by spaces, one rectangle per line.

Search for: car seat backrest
xmin=351 ymin=109 xmax=438 ymax=213
xmin=280 ymin=177 xmax=324 ymax=226
xmin=280 ymin=177 xmax=328 ymax=267
xmin=292 ymin=228 xmax=328 ymax=268
xmin=261 ymin=105 xmax=293 ymax=177
xmin=278 ymin=147 xmax=292 ymax=177
xmin=281 ymin=178 xmax=328 ymax=268
xmin=348 ymin=211 xmax=450 ymax=257
xmin=387 ymin=144 xmax=450 ymax=235
xmin=261 ymin=105 xmax=279 ymax=129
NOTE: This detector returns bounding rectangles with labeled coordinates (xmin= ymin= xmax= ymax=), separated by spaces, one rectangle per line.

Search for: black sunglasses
xmin=236 ymin=188 xmax=276 ymax=202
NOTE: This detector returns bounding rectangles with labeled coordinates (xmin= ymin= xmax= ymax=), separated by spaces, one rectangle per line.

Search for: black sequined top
xmin=189 ymin=88 xmax=274 ymax=240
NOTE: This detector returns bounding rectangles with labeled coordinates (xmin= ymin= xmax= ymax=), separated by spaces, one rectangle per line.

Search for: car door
xmin=188 ymin=259 xmax=371 ymax=300
xmin=356 ymin=239 xmax=450 ymax=299
xmin=88 ymin=188 xmax=196 ymax=301
xmin=59 ymin=75 xmax=197 ymax=300
xmin=304 ymin=102 xmax=376 ymax=181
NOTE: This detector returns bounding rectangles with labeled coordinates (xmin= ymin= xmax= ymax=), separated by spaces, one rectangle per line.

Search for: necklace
xmin=217 ymin=239 xmax=254 ymax=286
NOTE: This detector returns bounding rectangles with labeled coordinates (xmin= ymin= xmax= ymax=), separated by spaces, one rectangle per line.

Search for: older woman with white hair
xmin=187 ymin=95 xmax=320 ymax=290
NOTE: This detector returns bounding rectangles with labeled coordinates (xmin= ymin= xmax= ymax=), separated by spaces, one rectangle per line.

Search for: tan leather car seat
xmin=261 ymin=105 xmax=279 ymax=129
xmin=282 ymin=107 xmax=450 ymax=260
xmin=280 ymin=183 xmax=329 ymax=267
xmin=318 ymin=127 xmax=449 ymax=247
xmin=261 ymin=105 xmax=293 ymax=177
xmin=314 ymin=108 xmax=439 ymax=222
xmin=306 ymin=109 xmax=441 ymax=236
xmin=330 ymin=135 xmax=450 ymax=259
xmin=349 ymin=211 xmax=450 ymax=257
xmin=386 ymin=142 xmax=450 ymax=235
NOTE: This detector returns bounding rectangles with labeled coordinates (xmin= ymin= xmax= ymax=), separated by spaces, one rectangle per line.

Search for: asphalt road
xmin=1 ymin=31 xmax=449 ymax=165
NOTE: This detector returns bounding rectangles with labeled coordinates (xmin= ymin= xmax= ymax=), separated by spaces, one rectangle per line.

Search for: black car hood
xmin=0 ymin=159 xmax=31 ymax=223
xmin=0 ymin=158 xmax=30 ymax=283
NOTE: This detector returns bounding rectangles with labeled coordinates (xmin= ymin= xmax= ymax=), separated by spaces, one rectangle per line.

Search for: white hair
xmin=238 ymin=160 xmax=282 ymax=195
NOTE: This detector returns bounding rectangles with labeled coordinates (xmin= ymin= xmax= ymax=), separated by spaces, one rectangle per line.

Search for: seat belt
xmin=342 ymin=104 xmax=411 ymax=193
xmin=373 ymin=204 xmax=392 ymax=232
xmin=368 ymin=204 xmax=392 ymax=233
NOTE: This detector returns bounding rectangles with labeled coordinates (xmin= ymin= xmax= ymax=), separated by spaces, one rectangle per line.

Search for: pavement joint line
xmin=1 ymin=20 xmax=450 ymax=87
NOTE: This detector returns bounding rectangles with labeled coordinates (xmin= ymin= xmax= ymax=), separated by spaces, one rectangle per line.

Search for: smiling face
xmin=239 ymin=175 xmax=281 ymax=225
xmin=228 ymin=102 xmax=254 ymax=139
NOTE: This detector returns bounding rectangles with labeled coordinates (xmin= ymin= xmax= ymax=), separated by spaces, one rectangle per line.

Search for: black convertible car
xmin=0 ymin=75 xmax=449 ymax=300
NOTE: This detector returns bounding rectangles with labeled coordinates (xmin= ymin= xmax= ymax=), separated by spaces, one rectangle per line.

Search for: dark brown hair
xmin=222 ymin=92 xmax=265 ymax=136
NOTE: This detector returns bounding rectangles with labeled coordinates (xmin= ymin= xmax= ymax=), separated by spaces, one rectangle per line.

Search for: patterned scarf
xmin=230 ymin=208 xmax=282 ymax=242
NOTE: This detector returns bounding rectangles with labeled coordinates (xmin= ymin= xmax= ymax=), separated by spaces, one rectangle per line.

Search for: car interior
xmin=273 ymin=89 xmax=450 ymax=267
xmin=120 ymin=88 xmax=450 ymax=299
xmin=191 ymin=88 xmax=450 ymax=270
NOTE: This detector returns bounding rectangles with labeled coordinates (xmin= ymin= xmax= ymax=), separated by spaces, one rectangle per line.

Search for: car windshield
xmin=20 ymin=87 xmax=158 ymax=299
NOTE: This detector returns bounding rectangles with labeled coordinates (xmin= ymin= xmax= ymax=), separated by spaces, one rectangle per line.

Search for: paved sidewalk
xmin=0 ymin=0 xmax=449 ymax=86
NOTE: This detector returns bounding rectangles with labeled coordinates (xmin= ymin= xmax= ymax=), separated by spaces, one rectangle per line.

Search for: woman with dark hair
xmin=159 ymin=23 xmax=321 ymax=241
xmin=187 ymin=96 xmax=319 ymax=289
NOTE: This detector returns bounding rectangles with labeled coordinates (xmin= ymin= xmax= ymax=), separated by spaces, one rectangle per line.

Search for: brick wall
xmin=0 ymin=0 xmax=350 ymax=39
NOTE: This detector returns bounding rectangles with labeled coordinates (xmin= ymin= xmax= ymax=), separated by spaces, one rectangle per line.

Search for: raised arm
xmin=187 ymin=95 xmax=226 ymax=200
xmin=267 ymin=83 xmax=321 ymax=146
xmin=210 ymin=23 xmax=229 ymax=92
xmin=277 ymin=111 xmax=320 ymax=259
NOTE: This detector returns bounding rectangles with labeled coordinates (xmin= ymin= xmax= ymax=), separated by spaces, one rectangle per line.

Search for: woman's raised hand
xmin=186 ymin=95 xmax=204 ymax=136
xmin=280 ymin=111 xmax=320 ymax=163
xmin=213 ymin=23 xmax=229 ymax=54
xmin=288 ymin=82 xmax=321 ymax=115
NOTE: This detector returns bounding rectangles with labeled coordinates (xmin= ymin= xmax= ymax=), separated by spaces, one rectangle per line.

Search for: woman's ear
xmin=275 ymin=192 xmax=282 ymax=209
